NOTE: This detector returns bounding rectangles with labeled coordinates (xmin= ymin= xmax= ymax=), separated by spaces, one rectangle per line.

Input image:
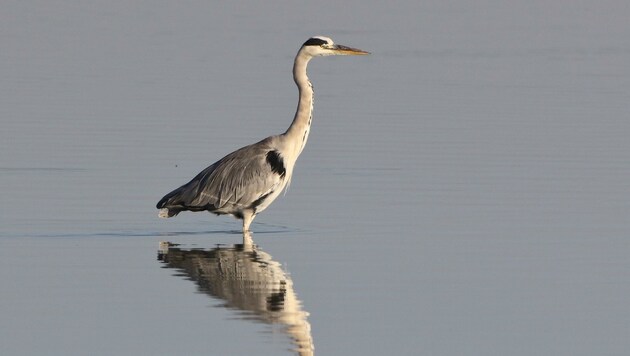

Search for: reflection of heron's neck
xmin=284 ymin=51 xmax=314 ymax=161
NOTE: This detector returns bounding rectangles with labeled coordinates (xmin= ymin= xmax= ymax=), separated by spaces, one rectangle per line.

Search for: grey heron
xmin=156 ymin=36 xmax=369 ymax=232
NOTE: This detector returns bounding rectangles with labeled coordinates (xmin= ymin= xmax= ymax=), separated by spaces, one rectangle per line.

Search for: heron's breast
xmin=252 ymin=178 xmax=288 ymax=214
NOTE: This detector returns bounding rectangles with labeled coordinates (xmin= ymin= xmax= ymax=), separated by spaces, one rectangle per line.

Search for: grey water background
xmin=1 ymin=1 xmax=629 ymax=355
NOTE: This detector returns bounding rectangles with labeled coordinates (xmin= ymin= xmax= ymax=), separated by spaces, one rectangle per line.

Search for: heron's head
xmin=300 ymin=36 xmax=370 ymax=57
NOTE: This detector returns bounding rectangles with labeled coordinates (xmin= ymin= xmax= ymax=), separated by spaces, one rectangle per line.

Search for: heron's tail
xmin=157 ymin=169 xmax=216 ymax=217
xmin=156 ymin=189 xmax=186 ymax=218
xmin=158 ymin=208 xmax=175 ymax=218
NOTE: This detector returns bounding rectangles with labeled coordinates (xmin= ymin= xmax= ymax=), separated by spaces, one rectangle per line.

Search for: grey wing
xmin=174 ymin=138 xmax=286 ymax=214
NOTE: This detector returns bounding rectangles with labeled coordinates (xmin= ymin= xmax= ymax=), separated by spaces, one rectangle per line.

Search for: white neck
xmin=283 ymin=50 xmax=314 ymax=160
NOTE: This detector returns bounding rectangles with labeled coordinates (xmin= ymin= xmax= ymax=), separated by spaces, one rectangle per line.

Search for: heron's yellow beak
xmin=332 ymin=44 xmax=370 ymax=55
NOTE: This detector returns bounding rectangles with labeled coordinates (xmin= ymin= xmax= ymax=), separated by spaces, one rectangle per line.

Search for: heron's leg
xmin=242 ymin=210 xmax=255 ymax=232
xmin=242 ymin=231 xmax=253 ymax=250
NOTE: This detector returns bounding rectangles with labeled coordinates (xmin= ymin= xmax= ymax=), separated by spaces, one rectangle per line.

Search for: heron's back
xmin=157 ymin=136 xmax=288 ymax=219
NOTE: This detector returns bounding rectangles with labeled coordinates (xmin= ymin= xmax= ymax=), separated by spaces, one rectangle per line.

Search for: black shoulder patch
xmin=266 ymin=150 xmax=286 ymax=178
xmin=303 ymin=37 xmax=328 ymax=47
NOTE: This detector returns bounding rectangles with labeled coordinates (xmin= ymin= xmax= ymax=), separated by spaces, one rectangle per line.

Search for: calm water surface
xmin=1 ymin=1 xmax=629 ymax=355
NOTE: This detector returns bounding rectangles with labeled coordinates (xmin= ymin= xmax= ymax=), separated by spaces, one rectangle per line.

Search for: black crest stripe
xmin=303 ymin=37 xmax=328 ymax=47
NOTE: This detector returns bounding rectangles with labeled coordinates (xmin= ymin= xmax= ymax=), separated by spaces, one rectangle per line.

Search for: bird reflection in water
xmin=157 ymin=233 xmax=314 ymax=356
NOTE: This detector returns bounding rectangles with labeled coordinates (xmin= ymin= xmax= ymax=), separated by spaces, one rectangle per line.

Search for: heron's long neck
xmin=284 ymin=52 xmax=314 ymax=159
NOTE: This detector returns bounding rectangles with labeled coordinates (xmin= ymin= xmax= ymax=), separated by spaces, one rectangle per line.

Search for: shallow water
xmin=2 ymin=1 xmax=630 ymax=355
